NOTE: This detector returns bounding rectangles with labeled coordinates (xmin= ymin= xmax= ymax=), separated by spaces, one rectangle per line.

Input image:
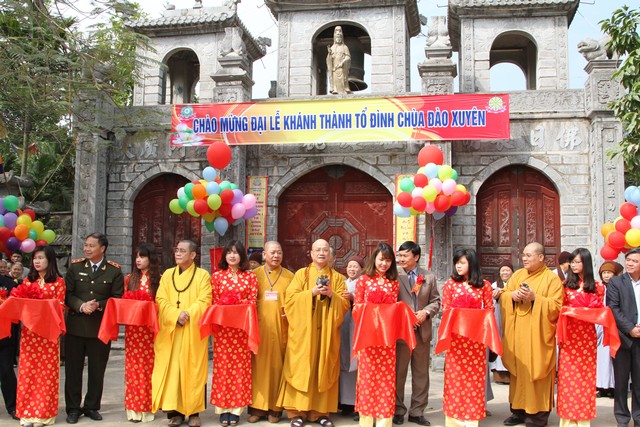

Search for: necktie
xmin=92 ymin=265 xmax=98 ymax=273
xmin=408 ymin=271 xmax=417 ymax=310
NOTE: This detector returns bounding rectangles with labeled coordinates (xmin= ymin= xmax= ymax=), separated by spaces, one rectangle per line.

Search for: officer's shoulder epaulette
xmin=107 ymin=260 xmax=121 ymax=269
xmin=71 ymin=258 xmax=86 ymax=264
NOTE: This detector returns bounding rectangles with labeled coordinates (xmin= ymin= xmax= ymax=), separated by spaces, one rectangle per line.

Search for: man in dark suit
xmin=393 ymin=241 xmax=440 ymax=426
xmin=64 ymin=232 xmax=124 ymax=424
xmin=607 ymin=247 xmax=640 ymax=427
xmin=0 ymin=272 xmax=18 ymax=421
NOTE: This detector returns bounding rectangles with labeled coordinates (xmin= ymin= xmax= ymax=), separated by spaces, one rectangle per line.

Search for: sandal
xmin=315 ymin=417 xmax=334 ymax=427
xmin=290 ymin=416 xmax=305 ymax=427
xmin=230 ymin=415 xmax=240 ymax=426
xmin=220 ymin=413 xmax=230 ymax=426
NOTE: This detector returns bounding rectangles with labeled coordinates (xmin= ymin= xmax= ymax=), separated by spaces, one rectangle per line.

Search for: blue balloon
xmin=203 ymin=167 xmax=218 ymax=182
xmin=424 ymin=163 xmax=439 ymax=179
xmin=206 ymin=182 xmax=220 ymax=195
xmin=213 ymin=217 xmax=228 ymax=236
xmin=433 ymin=211 xmax=446 ymax=221
xmin=624 ymin=186 xmax=637 ymax=202
xmin=630 ymin=188 xmax=640 ymax=207
xmin=393 ymin=203 xmax=411 ymax=218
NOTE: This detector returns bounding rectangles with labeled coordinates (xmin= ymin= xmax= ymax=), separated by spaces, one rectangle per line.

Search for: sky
xmin=132 ymin=0 xmax=630 ymax=99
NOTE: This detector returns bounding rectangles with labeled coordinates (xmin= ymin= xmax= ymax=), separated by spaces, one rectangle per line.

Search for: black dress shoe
xmin=503 ymin=415 xmax=525 ymax=426
xmin=66 ymin=412 xmax=81 ymax=424
xmin=407 ymin=416 xmax=430 ymax=426
xmin=392 ymin=415 xmax=404 ymax=425
xmin=83 ymin=409 xmax=103 ymax=421
xmin=9 ymin=410 xmax=19 ymax=420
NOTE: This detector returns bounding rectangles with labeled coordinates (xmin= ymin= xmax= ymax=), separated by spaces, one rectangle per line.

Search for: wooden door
xmin=133 ymin=174 xmax=202 ymax=270
xmin=278 ymin=165 xmax=392 ymax=273
xmin=476 ymin=166 xmax=561 ymax=282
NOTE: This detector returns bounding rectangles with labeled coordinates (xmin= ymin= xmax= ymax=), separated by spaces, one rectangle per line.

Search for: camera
xmin=520 ymin=283 xmax=529 ymax=290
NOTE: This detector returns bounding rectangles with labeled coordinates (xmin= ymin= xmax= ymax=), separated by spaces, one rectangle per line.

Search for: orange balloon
xmin=14 ymin=224 xmax=29 ymax=241
xmin=601 ymin=222 xmax=615 ymax=238
xmin=192 ymin=184 xmax=207 ymax=200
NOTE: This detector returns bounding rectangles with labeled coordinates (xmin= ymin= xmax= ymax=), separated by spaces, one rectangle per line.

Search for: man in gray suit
xmin=607 ymin=247 xmax=640 ymax=427
xmin=393 ymin=241 xmax=440 ymax=427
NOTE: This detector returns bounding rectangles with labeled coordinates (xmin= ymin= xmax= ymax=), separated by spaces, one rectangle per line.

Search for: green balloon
xmin=169 ymin=199 xmax=184 ymax=214
xmin=399 ymin=177 xmax=415 ymax=193
xmin=204 ymin=221 xmax=216 ymax=233
xmin=184 ymin=183 xmax=195 ymax=199
xmin=178 ymin=195 xmax=189 ymax=209
xmin=219 ymin=181 xmax=232 ymax=191
xmin=230 ymin=183 xmax=238 ymax=190
xmin=451 ymin=169 xmax=458 ymax=180
xmin=41 ymin=229 xmax=56 ymax=244
xmin=186 ymin=200 xmax=199 ymax=217
xmin=207 ymin=194 xmax=222 ymax=211
xmin=4 ymin=195 xmax=19 ymax=212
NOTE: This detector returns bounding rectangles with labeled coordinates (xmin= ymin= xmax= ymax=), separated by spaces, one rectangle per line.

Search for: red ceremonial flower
xmin=367 ymin=289 xmax=396 ymax=304
xmin=570 ymin=292 xmax=604 ymax=308
xmin=122 ymin=289 xmax=154 ymax=302
xmin=450 ymin=293 xmax=482 ymax=309
xmin=411 ymin=275 xmax=425 ymax=294
xmin=217 ymin=291 xmax=242 ymax=305
xmin=10 ymin=283 xmax=44 ymax=300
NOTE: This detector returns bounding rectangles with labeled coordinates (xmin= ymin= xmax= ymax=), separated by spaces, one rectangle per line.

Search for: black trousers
xmin=64 ymin=334 xmax=111 ymax=413
xmin=613 ymin=341 xmax=640 ymax=425
xmin=0 ymin=341 xmax=17 ymax=414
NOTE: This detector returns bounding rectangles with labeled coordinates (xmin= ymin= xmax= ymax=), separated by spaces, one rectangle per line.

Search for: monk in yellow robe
xmin=500 ymin=242 xmax=564 ymax=427
xmin=248 ymin=241 xmax=295 ymax=424
xmin=151 ymin=240 xmax=212 ymax=427
xmin=278 ymin=239 xmax=350 ymax=427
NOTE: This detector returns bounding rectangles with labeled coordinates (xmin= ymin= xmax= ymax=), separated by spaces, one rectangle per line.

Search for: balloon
xmin=626 ymin=228 xmax=640 ymax=247
xmin=14 ymin=224 xmax=29 ymax=241
xmin=624 ymin=186 xmax=638 ymax=202
xmin=450 ymin=190 xmax=466 ymax=207
xmin=413 ymin=173 xmax=429 ymax=188
xmin=422 ymin=185 xmax=438 ymax=202
xmin=213 ymin=217 xmax=229 ymax=236
xmin=232 ymin=189 xmax=244 ymax=205
xmin=16 ymin=214 xmax=32 ymax=227
xmin=6 ymin=237 xmax=20 ymax=252
xmin=626 ymin=187 xmax=640 ymax=206
xmin=397 ymin=192 xmax=412 ymax=208
xmin=0 ymin=227 xmax=10 ymax=242
xmin=219 ymin=181 xmax=232 ymax=191
xmin=192 ymin=184 xmax=207 ymax=199
xmin=207 ymin=142 xmax=233 ymax=169
xmin=193 ymin=199 xmax=209 ymax=215
xmin=231 ymin=203 xmax=247 ymax=219
xmin=169 ymin=199 xmax=184 ymax=214
xmin=22 ymin=209 xmax=35 ymax=221
xmin=206 ymin=182 xmax=220 ymax=195
xmin=438 ymin=165 xmax=453 ymax=181
xmin=451 ymin=169 xmax=458 ymax=181
xmin=202 ymin=166 xmax=218 ymax=181
xmin=177 ymin=187 xmax=186 ymax=199
xmin=184 ymin=183 xmax=194 ymax=199
xmin=445 ymin=206 xmax=458 ymax=217
xmin=621 ymin=202 xmax=638 ymax=221
xmin=186 ymin=200 xmax=199 ymax=217
xmin=230 ymin=183 xmax=238 ymax=190
xmin=600 ymin=244 xmax=620 ymax=261
xmin=207 ymin=194 xmax=222 ymax=211
xmin=244 ymin=206 xmax=258 ymax=219
xmin=631 ymin=215 xmax=640 ymax=230
xmin=28 ymin=229 xmax=38 ymax=240
xmin=434 ymin=194 xmax=451 ymax=212
xmin=615 ymin=218 xmax=632 ymax=234
xmin=393 ymin=203 xmax=411 ymax=218
xmin=601 ymin=222 xmax=615 ymax=238
xmin=424 ymin=163 xmax=439 ymax=179
xmin=425 ymin=202 xmax=436 ymax=214
xmin=400 ymin=177 xmax=415 ymax=193
xmin=418 ymin=145 xmax=444 ymax=166
xmin=463 ymin=192 xmax=472 ymax=205
xmin=220 ymin=189 xmax=234 ymax=204
xmin=3 ymin=195 xmax=19 ymax=212
xmin=433 ymin=211 xmax=446 ymax=220
xmin=608 ymin=231 xmax=626 ymax=249
xmin=202 ymin=212 xmax=215 ymax=223
xmin=20 ymin=239 xmax=36 ymax=253
xmin=3 ymin=212 xmax=17 ymax=229
xmin=31 ymin=220 xmax=44 ymax=236
xmin=218 ymin=204 xmax=232 ymax=218
xmin=243 ymin=194 xmax=257 ymax=209
xmin=411 ymin=196 xmax=427 ymax=212
xmin=456 ymin=184 xmax=467 ymax=194
xmin=411 ymin=187 xmax=424 ymax=198
xmin=204 ymin=221 xmax=216 ymax=233
xmin=442 ymin=179 xmax=457 ymax=196
xmin=430 ymin=178 xmax=442 ymax=194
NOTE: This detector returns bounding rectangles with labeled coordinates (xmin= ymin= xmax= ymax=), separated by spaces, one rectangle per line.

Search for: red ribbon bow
xmin=10 ymin=283 xmax=44 ymax=300
xmin=217 ymin=291 xmax=242 ymax=305
xmin=450 ymin=293 xmax=482 ymax=309
xmin=411 ymin=275 xmax=425 ymax=294
xmin=570 ymin=292 xmax=604 ymax=308
xmin=122 ymin=289 xmax=154 ymax=302
xmin=367 ymin=289 xmax=396 ymax=304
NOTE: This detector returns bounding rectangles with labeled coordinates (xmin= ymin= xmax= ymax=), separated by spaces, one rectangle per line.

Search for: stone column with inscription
xmin=209 ymin=28 xmax=253 ymax=262
xmin=585 ymin=59 xmax=624 ymax=263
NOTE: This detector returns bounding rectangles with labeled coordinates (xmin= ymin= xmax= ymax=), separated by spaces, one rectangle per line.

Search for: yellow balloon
xmin=626 ymin=228 xmax=640 ymax=248
xmin=31 ymin=220 xmax=45 ymax=236
xmin=455 ymin=184 xmax=467 ymax=194
xmin=422 ymin=185 xmax=438 ymax=202
xmin=16 ymin=214 xmax=32 ymax=227
xmin=416 ymin=167 xmax=425 ymax=175
xmin=601 ymin=222 xmax=615 ymax=238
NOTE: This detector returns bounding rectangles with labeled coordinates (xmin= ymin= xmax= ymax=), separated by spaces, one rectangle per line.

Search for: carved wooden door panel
xmin=476 ymin=166 xmax=560 ymax=282
xmin=278 ymin=165 xmax=392 ymax=273
xmin=133 ymin=174 xmax=202 ymax=270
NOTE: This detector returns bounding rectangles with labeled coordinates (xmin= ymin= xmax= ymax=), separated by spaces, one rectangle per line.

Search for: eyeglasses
xmin=174 ymin=248 xmax=189 ymax=254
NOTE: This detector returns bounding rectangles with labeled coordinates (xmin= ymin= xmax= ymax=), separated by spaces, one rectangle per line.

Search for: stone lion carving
xmin=426 ymin=16 xmax=451 ymax=49
xmin=577 ymin=35 xmax=617 ymax=61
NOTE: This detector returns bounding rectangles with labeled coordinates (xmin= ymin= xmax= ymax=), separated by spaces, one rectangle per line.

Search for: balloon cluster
xmin=393 ymin=145 xmax=472 ymax=221
xmin=600 ymin=186 xmax=640 ymax=260
xmin=0 ymin=195 xmax=56 ymax=255
xmin=168 ymin=143 xmax=258 ymax=236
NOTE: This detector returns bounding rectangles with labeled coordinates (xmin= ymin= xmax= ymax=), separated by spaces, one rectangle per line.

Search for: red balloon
xmin=434 ymin=194 xmax=451 ymax=212
xmin=397 ymin=192 xmax=413 ymax=208
xmin=0 ymin=227 xmax=10 ymax=242
xmin=218 ymin=204 xmax=232 ymax=218
xmin=615 ymin=218 xmax=632 ymax=234
xmin=607 ymin=230 xmax=627 ymax=249
xmin=23 ymin=209 xmax=36 ymax=221
xmin=412 ymin=196 xmax=427 ymax=212
xmin=413 ymin=174 xmax=429 ymax=188
xmin=35 ymin=239 xmax=47 ymax=247
xmin=193 ymin=199 xmax=209 ymax=215
xmin=463 ymin=192 xmax=472 ymax=205
xmin=220 ymin=189 xmax=234 ymax=204
xmin=207 ymin=142 xmax=233 ymax=169
xmin=600 ymin=244 xmax=620 ymax=261
xmin=418 ymin=145 xmax=444 ymax=167
xmin=450 ymin=190 xmax=466 ymax=207
xmin=620 ymin=202 xmax=638 ymax=221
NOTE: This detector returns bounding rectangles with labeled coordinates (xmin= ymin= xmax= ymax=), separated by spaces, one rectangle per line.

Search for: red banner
xmin=171 ymin=94 xmax=510 ymax=146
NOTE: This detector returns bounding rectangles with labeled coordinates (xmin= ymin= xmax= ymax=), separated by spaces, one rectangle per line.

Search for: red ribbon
xmin=435 ymin=308 xmax=502 ymax=355
xmin=352 ymin=302 xmax=418 ymax=353
xmin=98 ymin=298 xmax=159 ymax=344
xmin=199 ymin=304 xmax=260 ymax=354
xmin=557 ymin=306 xmax=620 ymax=358
xmin=0 ymin=297 xmax=65 ymax=342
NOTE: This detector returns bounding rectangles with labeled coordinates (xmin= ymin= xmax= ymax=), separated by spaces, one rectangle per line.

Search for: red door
xmin=133 ymin=174 xmax=202 ymax=270
xmin=476 ymin=166 xmax=561 ymax=282
xmin=278 ymin=165 xmax=392 ymax=273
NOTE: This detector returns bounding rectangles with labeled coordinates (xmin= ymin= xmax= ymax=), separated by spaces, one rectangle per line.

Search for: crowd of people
xmin=0 ymin=234 xmax=639 ymax=427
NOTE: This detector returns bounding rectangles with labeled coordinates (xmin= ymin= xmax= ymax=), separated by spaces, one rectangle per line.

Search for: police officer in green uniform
xmin=64 ymin=232 xmax=124 ymax=424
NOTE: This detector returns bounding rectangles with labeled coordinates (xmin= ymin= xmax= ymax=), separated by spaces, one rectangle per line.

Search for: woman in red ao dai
xmin=354 ymin=242 xmax=399 ymax=427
